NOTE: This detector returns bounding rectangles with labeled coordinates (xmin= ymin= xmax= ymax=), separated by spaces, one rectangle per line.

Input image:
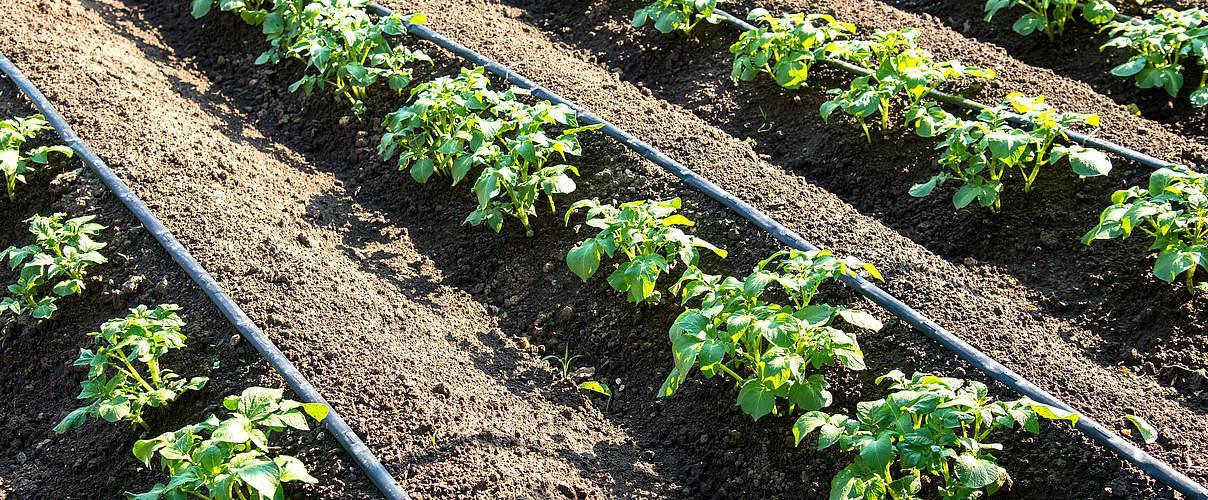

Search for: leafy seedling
xmin=1101 ymin=8 xmax=1208 ymax=106
xmin=730 ymin=10 xmax=855 ymax=89
xmin=565 ymin=198 xmax=726 ymax=304
xmin=55 ymin=305 xmax=209 ymax=433
xmin=794 ymin=370 xmax=1078 ymax=498
xmin=1 ymin=213 xmax=106 ymax=319
xmin=131 ymin=386 xmax=329 ymax=500
xmin=1084 ymin=166 xmax=1208 ymax=293
xmin=632 ymin=0 xmax=723 ymax=33
xmin=1 ymin=114 xmax=73 ymax=201
xmin=659 ymin=250 xmax=883 ymax=422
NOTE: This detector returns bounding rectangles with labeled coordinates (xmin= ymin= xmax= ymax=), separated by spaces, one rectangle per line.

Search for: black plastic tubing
xmin=711 ymin=9 xmax=1177 ymax=170
xmin=0 ymin=52 xmax=410 ymax=500
xmin=367 ymin=3 xmax=1208 ymax=498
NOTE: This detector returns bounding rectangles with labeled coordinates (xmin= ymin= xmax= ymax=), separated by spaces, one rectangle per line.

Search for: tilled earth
xmin=0 ymin=0 xmax=1205 ymax=498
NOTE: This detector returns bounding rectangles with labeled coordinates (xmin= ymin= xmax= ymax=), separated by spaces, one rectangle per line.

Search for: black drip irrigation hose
xmin=711 ymin=9 xmax=1177 ymax=170
xmin=366 ymin=3 xmax=1208 ymax=498
xmin=0 ymin=52 xmax=410 ymax=500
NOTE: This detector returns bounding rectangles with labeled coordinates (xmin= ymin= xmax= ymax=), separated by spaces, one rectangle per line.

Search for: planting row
xmin=632 ymin=0 xmax=1208 ymax=294
xmin=191 ymin=0 xmax=1102 ymax=497
xmin=985 ymin=0 xmax=1208 ymax=108
xmin=2 ymin=117 xmax=330 ymax=497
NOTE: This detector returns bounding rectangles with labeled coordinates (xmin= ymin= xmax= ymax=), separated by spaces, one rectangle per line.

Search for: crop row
xmin=985 ymin=0 xmax=1208 ymax=107
xmin=635 ymin=0 xmax=1208 ymax=294
xmin=189 ymin=0 xmax=1101 ymax=497
xmin=2 ymin=117 xmax=328 ymax=496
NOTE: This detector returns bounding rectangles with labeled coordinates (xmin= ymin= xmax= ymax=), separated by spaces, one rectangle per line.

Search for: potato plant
xmin=909 ymin=95 xmax=1111 ymax=211
xmin=632 ymin=0 xmax=723 ymax=34
xmin=1084 ymin=167 xmax=1208 ymax=293
xmin=793 ymin=370 xmax=1078 ymax=499
xmin=379 ymin=67 xmax=509 ymax=185
xmin=984 ymin=0 xmax=1117 ymax=40
xmin=822 ymin=30 xmax=994 ymax=141
xmin=132 ymin=387 xmax=329 ymax=500
xmin=1101 ymin=8 xmax=1208 ymax=106
xmin=1 ymin=114 xmax=73 ymax=201
xmin=0 ymin=213 xmax=106 ymax=319
xmin=729 ymin=9 xmax=855 ymax=89
xmin=466 ymin=102 xmax=601 ymax=236
xmin=564 ymin=198 xmax=726 ymax=304
xmin=55 ymin=305 xmax=209 ymax=433
xmin=193 ymin=0 xmax=431 ymax=115
xmin=659 ymin=250 xmax=882 ymax=421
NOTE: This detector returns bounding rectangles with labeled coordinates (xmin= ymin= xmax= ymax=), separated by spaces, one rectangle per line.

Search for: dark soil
xmin=0 ymin=0 xmax=1205 ymax=498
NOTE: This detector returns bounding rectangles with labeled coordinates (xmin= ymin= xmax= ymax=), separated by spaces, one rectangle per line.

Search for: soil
xmin=0 ymin=0 xmax=1205 ymax=499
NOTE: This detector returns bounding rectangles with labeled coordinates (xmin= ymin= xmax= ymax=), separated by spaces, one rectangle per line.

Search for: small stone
xmin=16 ymin=452 xmax=27 ymax=464
xmin=570 ymin=366 xmax=595 ymax=381
xmin=121 ymin=275 xmax=145 ymax=295
xmin=963 ymin=257 xmax=979 ymax=266
xmin=154 ymin=277 xmax=169 ymax=298
xmin=556 ymin=306 xmax=573 ymax=323
xmin=555 ymin=482 xmax=575 ymax=498
xmin=338 ymin=116 xmax=352 ymax=126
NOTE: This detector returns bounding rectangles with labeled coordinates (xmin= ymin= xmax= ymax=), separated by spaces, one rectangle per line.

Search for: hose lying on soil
xmin=0 ymin=51 xmax=411 ymax=500
xmin=710 ymin=8 xmax=1178 ymax=170
xmin=366 ymin=3 xmax=1208 ymax=498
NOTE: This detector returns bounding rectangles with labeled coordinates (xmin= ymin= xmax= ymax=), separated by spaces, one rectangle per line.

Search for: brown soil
xmin=0 ymin=0 xmax=1205 ymax=499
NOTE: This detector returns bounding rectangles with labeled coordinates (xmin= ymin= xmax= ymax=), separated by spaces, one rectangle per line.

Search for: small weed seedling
xmin=131 ymin=387 xmax=329 ymax=500
xmin=543 ymin=344 xmax=583 ymax=379
xmin=793 ymin=370 xmax=1078 ymax=498
xmin=1 ymin=114 xmax=73 ymax=201
xmin=1084 ymin=167 xmax=1208 ymax=293
xmin=632 ymin=0 xmax=723 ymax=33
xmin=565 ymin=198 xmax=726 ymax=304
xmin=55 ymin=305 xmax=209 ymax=433
xmin=1 ymin=213 xmax=106 ymax=319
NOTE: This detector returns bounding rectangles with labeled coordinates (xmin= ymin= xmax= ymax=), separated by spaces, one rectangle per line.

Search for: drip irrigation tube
xmin=710 ymin=9 xmax=1178 ymax=170
xmin=367 ymin=3 xmax=1208 ymax=498
xmin=0 ymin=51 xmax=410 ymax=500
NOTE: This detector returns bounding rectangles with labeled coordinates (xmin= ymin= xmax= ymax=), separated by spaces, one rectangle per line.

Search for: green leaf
xmin=1065 ymin=147 xmax=1112 ymax=178
xmin=191 ymin=0 xmax=212 ymax=18
xmin=830 ymin=463 xmax=865 ymax=500
xmin=566 ymin=241 xmax=602 ymax=281
xmin=212 ymin=418 xmax=252 ymax=443
xmin=1012 ymin=12 xmax=1047 ymax=36
xmin=276 ymin=455 xmax=318 ymax=484
xmin=301 ymin=403 xmax=329 ymax=422
xmin=1111 ymin=57 xmax=1147 ymax=77
xmin=737 ymin=379 xmax=775 ymax=421
xmin=1125 ymin=414 xmax=1159 ymax=444
xmin=956 ymin=453 xmax=1000 ymax=488
xmin=577 ymin=380 xmax=612 ymax=397
xmin=791 ymin=411 xmax=829 ymax=446
xmin=1154 ymin=250 xmax=1196 ymax=283
xmin=231 ymin=456 xmax=282 ymax=499
xmin=860 ymin=433 xmax=894 ymax=472
xmin=53 ymin=406 xmax=91 ymax=433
